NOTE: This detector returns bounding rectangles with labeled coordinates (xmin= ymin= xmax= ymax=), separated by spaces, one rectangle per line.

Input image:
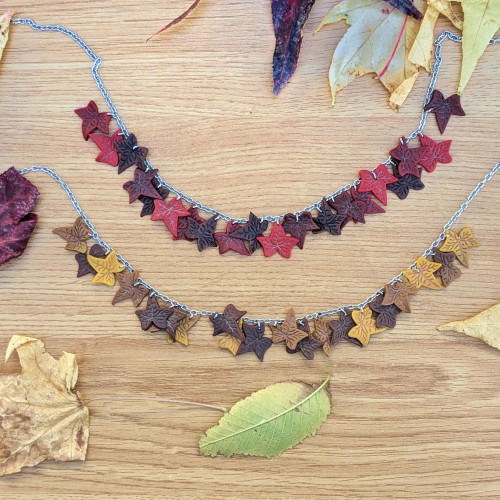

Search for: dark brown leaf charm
xmin=136 ymin=295 xmax=173 ymax=331
xmin=164 ymin=309 xmax=188 ymax=341
xmin=432 ymin=249 xmax=462 ymax=287
xmin=312 ymin=198 xmax=345 ymax=235
xmin=184 ymin=215 xmax=218 ymax=252
xmin=329 ymin=191 xmax=366 ymax=227
xmin=282 ymin=212 xmax=318 ymax=249
xmin=387 ymin=172 xmax=425 ymax=200
xmin=236 ymin=323 xmax=272 ymax=362
xmin=112 ymin=270 xmax=149 ymax=306
xmin=209 ymin=304 xmax=246 ymax=341
xmin=138 ymin=179 xmax=169 ymax=217
xmin=116 ymin=134 xmax=149 ymax=174
xmin=230 ymin=212 xmax=269 ymax=254
xmin=369 ymin=296 xmax=401 ymax=329
xmin=75 ymin=244 xmax=106 ymax=277
xmin=329 ymin=311 xmax=363 ymax=347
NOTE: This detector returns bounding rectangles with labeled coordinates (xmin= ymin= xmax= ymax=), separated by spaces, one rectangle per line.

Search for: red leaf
xmin=358 ymin=164 xmax=398 ymax=206
xmin=149 ymin=0 xmax=203 ymax=40
xmin=272 ymin=0 xmax=317 ymax=95
xmin=214 ymin=222 xmax=251 ymax=256
xmin=89 ymin=129 xmax=123 ymax=167
xmin=0 ymin=167 xmax=40 ymax=267
xmin=123 ymin=168 xmax=162 ymax=203
xmin=74 ymin=101 xmax=111 ymax=140
xmin=389 ymin=137 xmax=432 ymax=177
xmin=257 ymin=223 xmax=299 ymax=258
xmin=151 ymin=198 xmax=191 ymax=238
xmin=424 ymin=90 xmax=466 ymax=134
xmin=418 ymin=135 xmax=452 ymax=173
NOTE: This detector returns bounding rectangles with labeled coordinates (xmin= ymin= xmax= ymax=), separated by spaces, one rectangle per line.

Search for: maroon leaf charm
xmin=418 ymin=135 xmax=452 ymax=173
xmin=390 ymin=137 xmax=432 ymax=177
xmin=272 ymin=0 xmax=316 ymax=95
xmin=424 ymin=90 xmax=466 ymax=134
xmin=175 ymin=206 xmax=206 ymax=241
xmin=89 ymin=129 xmax=123 ymax=167
xmin=214 ymin=221 xmax=250 ymax=256
xmin=312 ymin=198 xmax=345 ymax=235
xmin=382 ymin=0 xmax=422 ymax=19
xmin=236 ymin=323 xmax=272 ymax=362
xmin=369 ymin=296 xmax=401 ymax=329
xmin=358 ymin=164 xmax=398 ymax=206
xmin=164 ymin=309 xmax=188 ymax=341
xmin=257 ymin=223 xmax=299 ymax=258
xmin=136 ymin=295 xmax=173 ymax=331
xmin=329 ymin=191 xmax=366 ymax=227
xmin=151 ymin=198 xmax=191 ymax=238
xmin=123 ymin=168 xmax=162 ymax=204
xmin=230 ymin=212 xmax=269 ymax=254
xmin=387 ymin=172 xmax=424 ymax=200
xmin=0 ymin=167 xmax=40 ymax=268
xmin=138 ymin=179 xmax=169 ymax=217
xmin=75 ymin=244 xmax=106 ymax=278
xmin=282 ymin=212 xmax=318 ymax=249
xmin=74 ymin=100 xmax=111 ymax=140
xmin=184 ymin=215 xmax=218 ymax=252
xmin=296 ymin=336 xmax=324 ymax=360
xmin=351 ymin=187 xmax=385 ymax=216
xmin=116 ymin=134 xmax=149 ymax=174
xmin=209 ymin=304 xmax=246 ymax=341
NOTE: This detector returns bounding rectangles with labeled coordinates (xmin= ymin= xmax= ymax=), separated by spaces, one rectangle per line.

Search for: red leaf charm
xmin=424 ymin=90 xmax=466 ymax=134
xmin=390 ymin=137 xmax=432 ymax=177
xmin=214 ymin=222 xmax=250 ymax=256
xmin=272 ymin=0 xmax=316 ymax=95
xmin=0 ymin=167 xmax=40 ymax=267
xmin=175 ymin=206 xmax=205 ymax=241
xmin=151 ymin=198 xmax=191 ymax=238
xmin=74 ymin=100 xmax=111 ymax=140
xmin=281 ymin=212 xmax=318 ymax=249
xmin=257 ymin=223 xmax=299 ymax=258
xmin=358 ymin=164 xmax=398 ymax=206
xmin=89 ymin=129 xmax=123 ymax=167
xmin=329 ymin=191 xmax=366 ymax=227
xmin=351 ymin=187 xmax=385 ymax=216
xmin=123 ymin=168 xmax=162 ymax=203
xmin=418 ymin=135 xmax=452 ymax=173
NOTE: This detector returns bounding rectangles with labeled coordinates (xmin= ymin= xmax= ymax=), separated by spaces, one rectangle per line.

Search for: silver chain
xmin=13 ymin=18 xmax=499 ymax=224
xmin=20 ymin=161 xmax=500 ymax=323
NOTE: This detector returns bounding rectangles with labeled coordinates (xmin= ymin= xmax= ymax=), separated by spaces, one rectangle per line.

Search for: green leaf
xmin=199 ymin=375 xmax=331 ymax=458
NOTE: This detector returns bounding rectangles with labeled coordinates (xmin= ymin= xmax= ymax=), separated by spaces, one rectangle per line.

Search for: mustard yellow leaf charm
xmin=0 ymin=10 xmax=12 ymax=63
xmin=402 ymin=256 xmax=442 ymax=290
xmin=174 ymin=314 xmax=200 ymax=346
xmin=437 ymin=302 xmax=500 ymax=350
xmin=219 ymin=334 xmax=242 ymax=356
xmin=348 ymin=308 xmax=387 ymax=347
xmin=439 ymin=227 xmax=479 ymax=267
xmin=87 ymin=250 xmax=124 ymax=286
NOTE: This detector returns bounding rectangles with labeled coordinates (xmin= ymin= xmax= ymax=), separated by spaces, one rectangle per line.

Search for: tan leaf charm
xmin=173 ymin=314 xmax=200 ymax=346
xmin=437 ymin=302 xmax=500 ymax=350
xmin=382 ymin=277 xmax=418 ymax=312
xmin=439 ymin=227 xmax=479 ymax=267
xmin=312 ymin=319 xmax=333 ymax=356
xmin=112 ymin=270 xmax=149 ymax=306
xmin=347 ymin=308 xmax=387 ymax=347
xmin=87 ymin=250 xmax=124 ymax=286
xmin=52 ymin=217 xmax=91 ymax=253
xmin=0 ymin=336 xmax=89 ymax=477
xmin=402 ymin=256 xmax=442 ymax=290
xmin=269 ymin=309 xmax=309 ymax=350
xmin=219 ymin=334 xmax=242 ymax=356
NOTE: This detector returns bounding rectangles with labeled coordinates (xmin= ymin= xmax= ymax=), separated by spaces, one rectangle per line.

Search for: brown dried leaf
xmin=0 ymin=336 xmax=89 ymax=477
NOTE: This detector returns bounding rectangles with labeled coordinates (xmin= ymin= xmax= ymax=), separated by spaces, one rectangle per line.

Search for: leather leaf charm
xmin=74 ymin=100 xmax=111 ymax=140
xmin=173 ymin=314 xmax=200 ymax=345
xmin=112 ymin=270 xmax=149 ymax=306
xmin=329 ymin=191 xmax=366 ymax=226
xmin=402 ymin=256 xmax=443 ymax=290
xmin=219 ymin=334 xmax=243 ymax=356
xmin=347 ymin=308 xmax=387 ymax=347
xmin=439 ymin=227 xmax=479 ymax=267
xmin=185 ymin=215 xmax=218 ymax=252
xmin=87 ymin=250 xmax=124 ymax=286
xmin=75 ymin=244 xmax=106 ymax=277
xmin=269 ymin=309 xmax=309 ymax=350
xmin=230 ymin=212 xmax=269 ymax=254
xmin=358 ymin=164 xmax=398 ymax=205
xmin=151 ymin=198 xmax=191 ymax=238
xmin=236 ymin=323 xmax=272 ymax=362
xmin=387 ymin=172 xmax=424 ymax=200
xmin=418 ymin=135 xmax=452 ymax=173
xmin=313 ymin=198 xmax=345 ymax=235
xmin=123 ymin=168 xmax=162 ymax=203
xmin=381 ymin=277 xmax=418 ymax=313
xmin=432 ymin=249 xmax=462 ymax=287
xmin=209 ymin=304 xmax=246 ymax=341
xmin=214 ymin=222 xmax=250 ymax=256
xmin=116 ymin=134 xmax=149 ymax=174
xmin=389 ymin=137 xmax=431 ymax=177
xmin=423 ymin=90 xmax=466 ymax=134
xmin=136 ymin=295 xmax=173 ymax=331
xmin=257 ymin=223 xmax=299 ymax=258
xmin=89 ymin=129 xmax=123 ymax=167
xmin=369 ymin=296 xmax=401 ymax=329
xmin=281 ymin=212 xmax=318 ymax=249
xmin=53 ymin=217 xmax=91 ymax=253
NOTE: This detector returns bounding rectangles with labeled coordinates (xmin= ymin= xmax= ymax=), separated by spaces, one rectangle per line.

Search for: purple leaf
xmin=382 ymin=0 xmax=422 ymax=20
xmin=0 ymin=167 xmax=40 ymax=267
xmin=272 ymin=0 xmax=316 ymax=95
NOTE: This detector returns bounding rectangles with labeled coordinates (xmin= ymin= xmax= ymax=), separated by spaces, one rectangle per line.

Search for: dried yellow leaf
xmin=437 ymin=302 xmax=500 ymax=350
xmin=0 ymin=10 xmax=12 ymax=63
xmin=0 ymin=336 xmax=89 ymax=477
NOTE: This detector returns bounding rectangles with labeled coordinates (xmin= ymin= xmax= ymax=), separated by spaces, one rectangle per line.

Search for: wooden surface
xmin=1 ymin=1 xmax=499 ymax=498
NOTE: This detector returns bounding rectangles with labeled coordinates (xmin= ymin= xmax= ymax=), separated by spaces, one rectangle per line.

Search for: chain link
xmin=14 ymin=19 xmax=498 ymax=225
xmin=21 ymin=161 xmax=500 ymax=323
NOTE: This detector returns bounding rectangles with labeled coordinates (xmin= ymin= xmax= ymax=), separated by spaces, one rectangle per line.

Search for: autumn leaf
xmin=456 ymin=0 xmax=500 ymax=93
xmin=149 ymin=0 xmax=203 ymax=40
xmin=316 ymin=0 xmax=424 ymax=110
xmin=438 ymin=302 xmax=500 ymax=350
xmin=0 ymin=336 xmax=89 ymax=476
xmin=200 ymin=376 xmax=331 ymax=457
xmin=0 ymin=10 xmax=12 ymax=63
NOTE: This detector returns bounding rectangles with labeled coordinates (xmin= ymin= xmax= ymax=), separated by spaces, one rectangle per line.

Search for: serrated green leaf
xmin=199 ymin=375 xmax=331 ymax=458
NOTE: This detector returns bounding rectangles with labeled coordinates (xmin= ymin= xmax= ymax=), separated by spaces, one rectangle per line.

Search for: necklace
xmin=9 ymin=160 xmax=498 ymax=361
xmin=12 ymin=18 xmax=477 ymax=258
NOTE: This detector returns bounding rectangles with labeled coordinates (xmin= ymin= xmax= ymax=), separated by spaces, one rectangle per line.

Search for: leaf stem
xmin=87 ymin=396 xmax=227 ymax=413
xmin=376 ymin=15 xmax=408 ymax=80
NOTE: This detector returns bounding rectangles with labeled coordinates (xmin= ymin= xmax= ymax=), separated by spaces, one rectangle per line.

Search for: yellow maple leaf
xmin=439 ymin=227 xmax=479 ymax=267
xmin=402 ymin=256 xmax=442 ymax=290
xmin=0 ymin=336 xmax=89 ymax=476
xmin=348 ymin=308 xmax=387 ymax=347
xmin=87 ymin=250 xmax=124 ymax=286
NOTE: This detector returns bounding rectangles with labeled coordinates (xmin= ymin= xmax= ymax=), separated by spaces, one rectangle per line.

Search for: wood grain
xmin=1 ymin=1 xmax=499 ymax=498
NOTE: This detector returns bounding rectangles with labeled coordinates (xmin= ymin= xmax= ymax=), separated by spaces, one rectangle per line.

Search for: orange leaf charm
xmin=87 ymin=250 xmax=124 ymax=286
xmin=381 ymin=277 xmax=418 ymax=312
xmin=439 ymin=227 xmax=479 ymax=267
xmin=52 ymin=217 xmax=90 ymax=253
xmin=347 ymin=308 xmax=387 ymax=347
xmin=402 ymin=256 xmax=442 ymax=290
xmin=269 ymin=309 xmax=309 ymax=350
